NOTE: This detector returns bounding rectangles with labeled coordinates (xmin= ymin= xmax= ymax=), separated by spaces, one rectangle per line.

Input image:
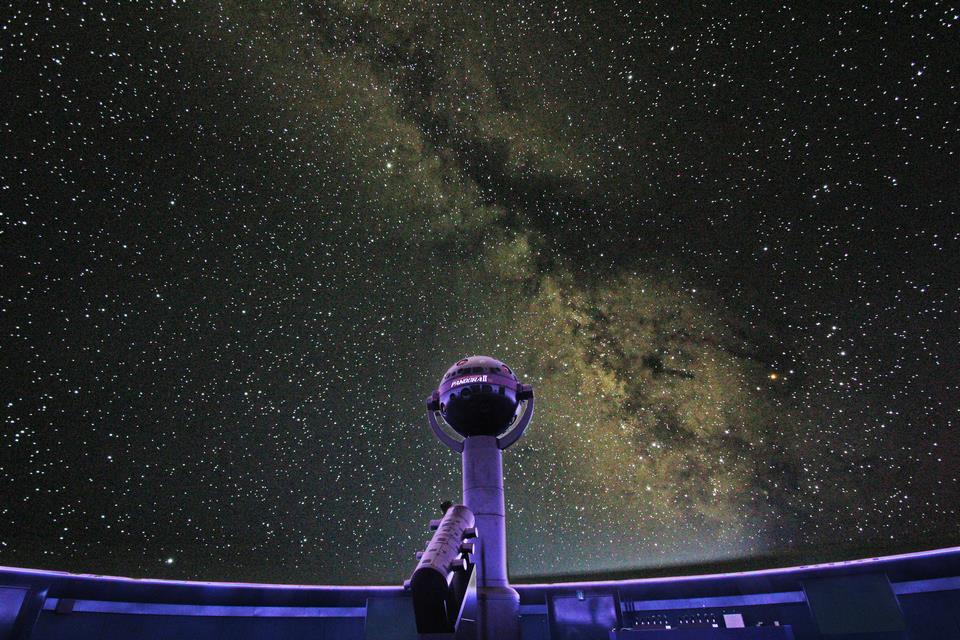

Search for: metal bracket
xmin=497 ymin=386 xmax=534 ymax=450
xmin=426 ymin=387 xmax=534 ymax=452
xmin=426 ymin=392 xmax=465 ymax=452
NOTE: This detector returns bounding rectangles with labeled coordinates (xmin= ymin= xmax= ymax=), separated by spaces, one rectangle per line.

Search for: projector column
xmin=462 ymin=435 xmax=520 ymax=640
xmin=426 ymin=357 xmax=534 ymax=639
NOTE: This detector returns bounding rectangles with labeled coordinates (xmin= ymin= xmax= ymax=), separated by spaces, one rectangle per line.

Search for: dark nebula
xmin=0 ymin=2 xmax=957 ymax=584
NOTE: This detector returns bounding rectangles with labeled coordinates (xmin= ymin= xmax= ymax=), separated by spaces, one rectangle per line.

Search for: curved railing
xmin=1 ymin=545 xmax=958 ymax=638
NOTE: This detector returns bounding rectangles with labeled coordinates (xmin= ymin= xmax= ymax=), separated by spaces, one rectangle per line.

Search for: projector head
xmin=428 ymin=356 xmax=532 ymax=438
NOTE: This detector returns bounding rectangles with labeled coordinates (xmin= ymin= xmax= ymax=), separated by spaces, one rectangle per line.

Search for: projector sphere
xmin=435 ymin=356 xmax=523 ymax=437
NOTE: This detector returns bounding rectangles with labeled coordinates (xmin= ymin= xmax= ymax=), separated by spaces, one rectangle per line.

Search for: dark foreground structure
xmin=4 ymin=357 xmax=959 ymax=639
xmin=2 ymin=545 xmax=960 ymax=639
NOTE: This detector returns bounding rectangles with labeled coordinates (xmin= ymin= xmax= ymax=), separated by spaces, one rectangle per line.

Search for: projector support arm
xmin=497 ymin=386 xmax=534 ymax=450
xmin=426 ymin=386 xmax=533 ymax=452
xmin=426 ymin=392 xmax=464 ymax=453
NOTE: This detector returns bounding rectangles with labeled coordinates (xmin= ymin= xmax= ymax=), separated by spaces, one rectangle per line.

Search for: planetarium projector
xmin=426 ymin=355 xmax=534 ymax=439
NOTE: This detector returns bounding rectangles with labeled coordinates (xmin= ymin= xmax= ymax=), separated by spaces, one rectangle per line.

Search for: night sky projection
xmin=1 ymin=2 xmax=958 ymax=585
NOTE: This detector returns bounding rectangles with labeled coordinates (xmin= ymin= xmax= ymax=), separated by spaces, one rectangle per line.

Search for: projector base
xmin=475 ymin=585 xmax=520 ymax=640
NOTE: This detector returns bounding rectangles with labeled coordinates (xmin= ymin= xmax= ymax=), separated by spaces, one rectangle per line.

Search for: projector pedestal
xmin=462 ymin=436 xmax=520 ymax=640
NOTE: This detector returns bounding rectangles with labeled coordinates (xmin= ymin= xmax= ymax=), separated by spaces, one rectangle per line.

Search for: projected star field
xmin=0 ymin=2 xmax=957 ymax=584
